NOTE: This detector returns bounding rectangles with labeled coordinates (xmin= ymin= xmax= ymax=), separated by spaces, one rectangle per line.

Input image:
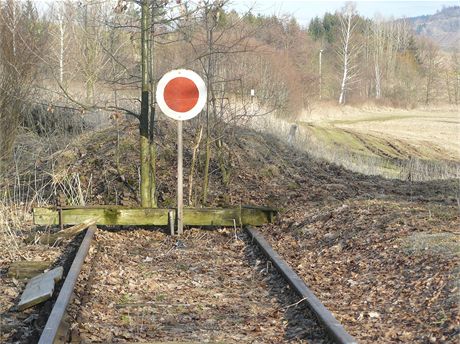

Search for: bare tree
xmin=371 ymin=17 xmax=385 ymax=99
xmin=47 ymin=1 xmax=75 ymax=85
xmin=0 ymin=0 xmax=47 ymax=172
xmin=417 ymin=38 xmax=441 ymax=104
xmin=452 ymin=51 xmax=460 ymax=105
xmin=337 ymin=2 xmax=360 ymax=105
xmin=179 ymin=1 xmax=268 ymax=204
xmin=139 ymin=0 xmax=151 ymax=207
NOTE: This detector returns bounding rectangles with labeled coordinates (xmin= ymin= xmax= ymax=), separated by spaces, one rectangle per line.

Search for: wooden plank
xmin=34 ymin=208 xmax=169 ymax=226
xmin=33 ymin=207 xmax=277 ymax=226
xmin=241 ymin=206 xmax=276 ymax=226
xmin=183 ymin=208 xmax=241 ymax=226
xmin=8 ymin=261 xmax=52 ymax=279
xmin=25 ymin=219 xmax=96 ymax=245
xmin=18 ymin=267 xmax=63 ymax=311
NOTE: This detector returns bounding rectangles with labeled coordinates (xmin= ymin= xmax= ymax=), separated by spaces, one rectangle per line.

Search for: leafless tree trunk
xmin=49 ymin=1 xmax=73 ymax=85
xmin=58 ymin=17 xmax=65 ymax=84
xmin=372 ymin=18 xmax=385 ymax=99
xmin=139 ymin=0 xmax=151 ymax=207
xmin=338 ymin=3 xmax=359 ymax=105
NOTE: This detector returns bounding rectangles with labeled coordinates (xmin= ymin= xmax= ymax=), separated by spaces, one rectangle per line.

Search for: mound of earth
xmin=47 ymin=118 xmax=457 ymax=208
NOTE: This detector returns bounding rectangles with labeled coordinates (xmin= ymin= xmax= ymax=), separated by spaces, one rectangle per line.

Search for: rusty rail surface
xmin=246 ymin=226 xmax=357 ymax=344
xmin=38 ymin=225 xmax=97 ymax=344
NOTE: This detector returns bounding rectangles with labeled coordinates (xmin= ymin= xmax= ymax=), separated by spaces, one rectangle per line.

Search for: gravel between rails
xmin=67 ymin=228 xmax=332 ymax=343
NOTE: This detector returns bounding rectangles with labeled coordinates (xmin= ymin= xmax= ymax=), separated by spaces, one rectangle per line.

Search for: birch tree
xmin=48 ymin=1 xmax=74 ymax=85
xmin=337 ymin=2 xmax=360 ymax=105
xmin=371 ymin=17 xmax=385 ymax=99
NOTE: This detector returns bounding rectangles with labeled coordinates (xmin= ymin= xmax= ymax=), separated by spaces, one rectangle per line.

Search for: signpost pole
xmin=156 ymin=69 xmax=207 ymax=236
xmin=177 ymin=120 xmax=183 ymax=235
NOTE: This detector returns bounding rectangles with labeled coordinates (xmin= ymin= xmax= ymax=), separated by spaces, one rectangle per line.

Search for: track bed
xmin=67 ymin=229 xmax=332 ymax=343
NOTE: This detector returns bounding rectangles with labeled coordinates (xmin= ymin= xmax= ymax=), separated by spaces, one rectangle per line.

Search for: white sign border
xmin=156 ymin=69 xmax=207 ymax=121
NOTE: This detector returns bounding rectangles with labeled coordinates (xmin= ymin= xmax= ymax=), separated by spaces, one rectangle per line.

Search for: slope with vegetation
xmin=251 ymin=104 xmax=459 ymax=180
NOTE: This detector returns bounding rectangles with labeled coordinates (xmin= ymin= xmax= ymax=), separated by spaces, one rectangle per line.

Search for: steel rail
xmin=246 ymin=226 xmax=357 ymax=344
xmin=38 ymin=225 xmax=97 ymax=344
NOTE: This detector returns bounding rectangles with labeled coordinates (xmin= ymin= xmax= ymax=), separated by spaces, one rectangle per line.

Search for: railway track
xmin=36 ymin=225 xmax=356 ymax=344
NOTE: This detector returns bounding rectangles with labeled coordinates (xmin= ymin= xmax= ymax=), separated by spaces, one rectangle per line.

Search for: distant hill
xmin=405 ymin=6 xmax=460 ymax=50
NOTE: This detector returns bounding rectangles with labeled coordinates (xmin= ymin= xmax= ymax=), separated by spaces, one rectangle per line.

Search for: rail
xmin=38 ymin=225 xmax=97 ymax=344
xmin=36 ymin=224 xmax=357 ymax=344
xmin=246 ymin=226 xmax=357 ymax=344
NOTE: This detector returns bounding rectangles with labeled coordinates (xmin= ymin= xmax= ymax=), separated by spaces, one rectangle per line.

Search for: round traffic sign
xmin=156 ymin=69 xmax=207 ymax=121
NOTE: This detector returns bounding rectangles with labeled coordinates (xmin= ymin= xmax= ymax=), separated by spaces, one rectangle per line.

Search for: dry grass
xmin=0 ymin=129 xmax=92 ymax=261
xmin=0 ymin=202 xmax=27 ymax=260
xmin=250 ymin=105 xmax=460 ymax=181
xmin=300 ymin=104 xmax=459 ymax=160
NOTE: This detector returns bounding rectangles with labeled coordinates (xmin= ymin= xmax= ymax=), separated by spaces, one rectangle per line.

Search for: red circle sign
xmin=156 ymin=69 xmax=207 ymax=121
xmin=164 ymin=77 xmax=199 ymax=112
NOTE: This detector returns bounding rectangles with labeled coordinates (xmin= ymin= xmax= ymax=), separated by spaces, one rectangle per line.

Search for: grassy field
xmin=251 ymin=105 xmax=460 ymax=180
xmin=299 ymin=105 xmax=459 ymax=161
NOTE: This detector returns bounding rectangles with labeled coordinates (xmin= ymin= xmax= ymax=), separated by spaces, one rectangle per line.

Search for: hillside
xmin=406 ymin=6 xmax=460 ymax=50
xmin=41 ymin=118 xmax=458 ymax=208
xmin=1 ymin=117 xmax=458 ymax=342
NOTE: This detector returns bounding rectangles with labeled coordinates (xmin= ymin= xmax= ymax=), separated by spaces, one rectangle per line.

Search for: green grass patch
xmin=299 ymin=121 xmax=446 ymax=162
xmin=302 ymin=124 xmax=373 ymax=155
xmin=330 ymin=114 xmax=416 ymax=125
xmin=400 ymin=232 xmax=460 ymax=257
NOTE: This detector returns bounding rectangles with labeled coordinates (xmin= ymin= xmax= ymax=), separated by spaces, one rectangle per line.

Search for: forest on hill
xmin=405 ymin=5 xmax=460 ymax=50
xmin=1 ymin=0 xmax=459 ymax=167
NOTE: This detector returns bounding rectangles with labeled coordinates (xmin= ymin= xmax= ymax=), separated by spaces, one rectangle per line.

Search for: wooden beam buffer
xmin=33 ymin=206 xmax=277 ymax=226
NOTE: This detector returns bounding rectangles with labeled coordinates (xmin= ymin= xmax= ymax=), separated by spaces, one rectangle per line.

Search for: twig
xmin=284 ymin=296 xmax=308 ymax=310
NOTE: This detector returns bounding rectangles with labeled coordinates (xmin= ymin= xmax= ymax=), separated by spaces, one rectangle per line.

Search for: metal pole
xmin=177 ymin=120 xmax=183 ymax=235
xmin=168 ymin=210 xmax=175 ymax=236
xmin=319 ymin=49 xmax=323 ymax=100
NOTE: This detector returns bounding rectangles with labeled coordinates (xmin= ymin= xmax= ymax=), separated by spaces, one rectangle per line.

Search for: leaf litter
xmin=67 ymin=228 xmax=332 ymax=343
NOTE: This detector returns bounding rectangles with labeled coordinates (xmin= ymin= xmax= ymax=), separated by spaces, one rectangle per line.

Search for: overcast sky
xmin=231 ymin=1 xmax=459 ymax=25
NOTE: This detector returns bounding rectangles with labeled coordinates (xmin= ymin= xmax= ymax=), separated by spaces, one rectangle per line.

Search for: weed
xmin=260 ymin=164 xmax=280 ymax=178
xmin=177 ymin=263 xmax=189 ymax=271
xmin=120 ymin=314 xmax=132 ymax=324
xmin=119 ymin=293 xmax=135 ymax=304
xmin=287 ymin=182 xmax=300 ymax=191
xmin=400 ymin=232 xmax=460 ymax=257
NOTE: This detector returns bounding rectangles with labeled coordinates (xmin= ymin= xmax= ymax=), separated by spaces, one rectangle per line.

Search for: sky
xmin=31 ymin=0 xmax=460 ymax=25
xmin=231 ymin=1 xmax=460 ymax=25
